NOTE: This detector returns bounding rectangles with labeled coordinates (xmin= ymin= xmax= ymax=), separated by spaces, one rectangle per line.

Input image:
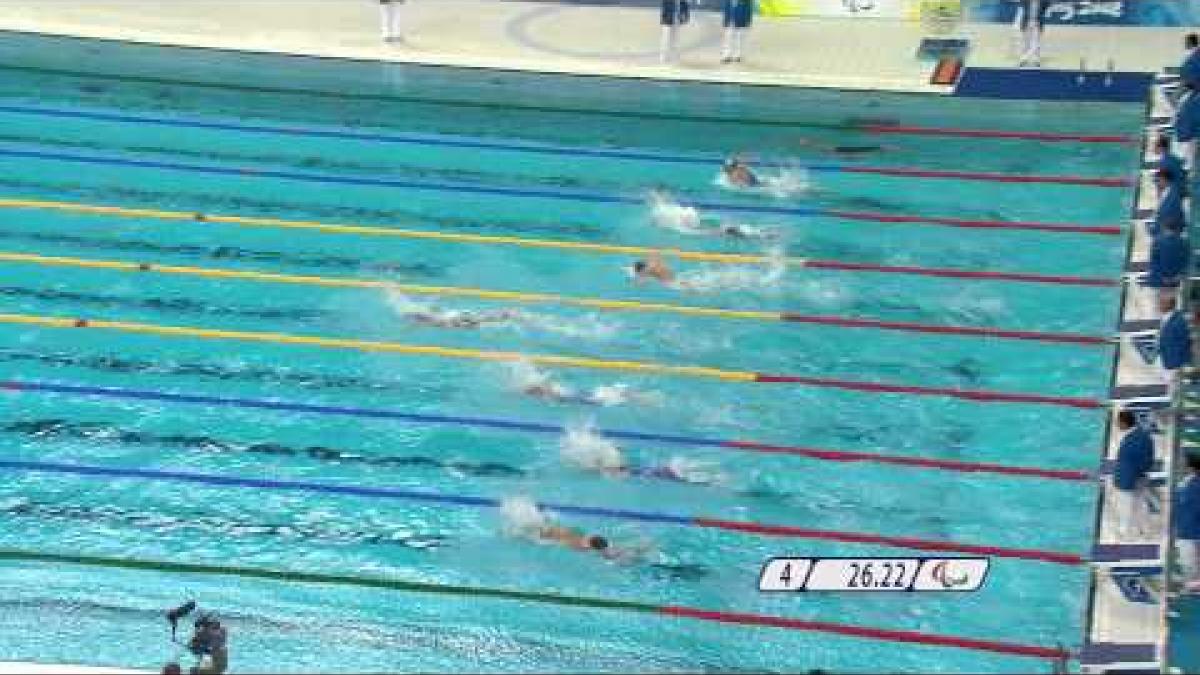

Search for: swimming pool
xmin=0 ymin=32 xmax=1145 ymax=673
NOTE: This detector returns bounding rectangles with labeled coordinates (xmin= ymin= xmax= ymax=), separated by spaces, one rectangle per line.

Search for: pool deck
xmin=0 ymin=0 xmax=1184 ymax=92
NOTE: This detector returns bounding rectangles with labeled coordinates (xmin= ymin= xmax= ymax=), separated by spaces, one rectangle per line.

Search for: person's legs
xmin=660 ymin=25 xmax=680 ymax=63
xmin=733 ymin=28 xmax=746 ymax=61
xmin=1179 ymin=538 xmax=1200 ymax=588
xmin=1114 ymin=486 xmax=1136 ymax=537
xmin=380 ymin=3 xmax=392 ymax=41
xmin=1019 ymin=26 xmax=1042 ymax=66
xmin=388 ymin=2 xmax=403 ymax=42
xmin=721 ymin=27 xmax=735 ymax=62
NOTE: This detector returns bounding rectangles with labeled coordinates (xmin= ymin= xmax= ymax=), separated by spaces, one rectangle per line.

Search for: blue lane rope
xmin=0 ymin=458 xmax=692 ymax=525
xmin=2 ymin=379 xmax=722 ymax=449
xmin=0 ymin=146 xmax=826 ymax=217
xmin=0 ymin=103 xmax=772 ymax=168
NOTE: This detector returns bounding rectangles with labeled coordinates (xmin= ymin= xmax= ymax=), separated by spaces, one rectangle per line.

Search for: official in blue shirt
xmin=1151 ymin=169 xmax=1187 ymax=237
xmin=1183 ymin=34 xmax=1200 ymax=90
xmin=721 ymin=0 xmax=754 ymax=63
xmin=1157 ymin=135 xmax=1188 ymax=189
xmin=1177 ymin=89 xmax=1200 ymax=143
xmin=1174 ymin=453 xmax=1200 ymax=590
xmin=1114 ymin=410 xmax=1154 ymax=492
xmin=1158 ymin=294 xmax=1193 ymax=372
xmin=1145 ymin=222 xmax=1190 ymax=289
xmin=1113 ymin=410 xmax=1155 ymax=537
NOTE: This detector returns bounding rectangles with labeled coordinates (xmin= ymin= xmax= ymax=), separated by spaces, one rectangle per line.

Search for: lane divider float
xmin=0 ymin=314 xmax=1106 ymax=408
xmin=0 ymin=199 xmax=1122 ymax=286
xmin=0 ymin=103 xmax=1130 ymax=187
xmin=0 ymin=459 xmax=1086 ymax=565
xmin=0 ymin=251 xmax=1113 ymax=346
xmin=0 ymin=549 xmax=1073 ymax=660
xmin=2 ymin=380 xmax=1096 ymax=482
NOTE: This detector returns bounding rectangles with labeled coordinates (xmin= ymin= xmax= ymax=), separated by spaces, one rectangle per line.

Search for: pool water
xmin=0 ymin=33 xmax=1144 ymax=673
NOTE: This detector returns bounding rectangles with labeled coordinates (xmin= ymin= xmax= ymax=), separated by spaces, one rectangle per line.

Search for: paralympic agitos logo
xmin=929 ymin=560 xmax=972 ymax=589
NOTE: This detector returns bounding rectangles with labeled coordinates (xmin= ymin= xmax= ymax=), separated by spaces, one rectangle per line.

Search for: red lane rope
xmin=692 ymin=518 xmax=1085 ymax=565
xmin=751 ymin=374 xmax=1104 ymax=410
xmin=778 ymin=313 xmax=1109 ymax=346
xmin=802 ymin=259 xmax=1116 ymax=287
xmin=823 ymin=209 xmax=1122 ymax=235
xmin=721 ymin=440 xmax=1092 ymax=481
xmin=862 ymin=124 xmax=1137 ymax=144
xmin=839 ymin=165 xmax=1131 ymax=187
xmin=660 ymin=606 xmax=1072 ymax=660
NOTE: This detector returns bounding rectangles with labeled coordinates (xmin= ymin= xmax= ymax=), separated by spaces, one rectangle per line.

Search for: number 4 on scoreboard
xmin=759 ymin=558 xmax=815 ymax=591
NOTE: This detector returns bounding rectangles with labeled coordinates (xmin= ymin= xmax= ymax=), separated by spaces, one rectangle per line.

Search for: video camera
xmin=165 ymin=601 xmax=224 ymax=656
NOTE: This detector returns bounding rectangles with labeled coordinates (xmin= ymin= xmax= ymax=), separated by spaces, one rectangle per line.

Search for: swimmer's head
xmin=633 ymin=261 xmax=648 ymax=274
xmin=587 ymin=535 xmax=609 ymax=551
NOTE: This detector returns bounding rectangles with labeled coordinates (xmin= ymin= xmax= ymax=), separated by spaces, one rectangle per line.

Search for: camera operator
xmin=188 ymin=613 xmax=229 ymax=675
xmin=164 ymin=602 xmax=229 ymax=675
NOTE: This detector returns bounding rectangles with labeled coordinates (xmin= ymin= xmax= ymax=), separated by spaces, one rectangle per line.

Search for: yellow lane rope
xmin=0 ymin=198 xmax=802 ymax=267
xmin=0 ymin=313 xmax=759 ymax=382
xmin=0 ymin=251 xmax=783 ymax=322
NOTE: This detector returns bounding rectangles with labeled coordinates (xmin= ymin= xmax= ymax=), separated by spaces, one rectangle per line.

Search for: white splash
xmin=648 ymin=190 xmax=707 ymax=235
xmin=662 ymin=456 xmax=727 ymax=485
xmin=559 ymin=419 xmax=626 ymax=472
xmin=507 ymin=359 xmax=572 ymax=398
xmin=672 ymin=247 xmax=789 ymax=293
xmin=714 ymin=164 xmax=811 ymax=200
xmin=512 ymin=311 xmax=620 ymax=341
xmin=500 ymin=495 xmax=549 ymax=537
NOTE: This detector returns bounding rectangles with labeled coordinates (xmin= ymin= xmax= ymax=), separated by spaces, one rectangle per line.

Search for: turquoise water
xmin=1172 ymin=597 xmax=1200 ymax=673
xmin=0 ymin=34 xmax=1144 ymax=673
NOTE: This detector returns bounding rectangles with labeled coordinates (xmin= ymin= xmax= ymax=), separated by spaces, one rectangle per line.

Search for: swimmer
xmin=522 ymin=380 xmax=575 ymax=402
xmin=407 ymin=308 xmax=517 ymax=329
xmin=795 ymin=138 xmax=895 ymax=156
xmin=631 ymin=252 xmax=675 ymax=284
xmin=501 ymin=496 xmax=640 ymax=562
xmin=536 ymin=525 xmax=618 ymax=557
xmin=648 ymin=189 xmax=776 ymax=240
xmin=510 ymin=361 xmax=659 ymax=407
xmin=585 ymin=383 xmax=662 ymax=408
xmin=388 ymin=291 xmax=519 ymax=330
xmin=560 ymin=423 xmax=723 ymax=485
xmin=722 ymin=156 xmax=761 ymax=188
xmin=619 ymin=459 xmax=723 ymax=485
xmin=716 ymin=222 xmax=779 ymax=241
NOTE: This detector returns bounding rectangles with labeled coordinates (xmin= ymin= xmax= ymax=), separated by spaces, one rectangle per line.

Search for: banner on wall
xmin=759 ymin=0 xmax=910 ymax=18
xmin=758 ymin=0 xmax=960 ymax=22
xmin=968 ymin=0 xmax=1200 ymax=26
xmin=760 ymin=0 xmax=1200 ymax=25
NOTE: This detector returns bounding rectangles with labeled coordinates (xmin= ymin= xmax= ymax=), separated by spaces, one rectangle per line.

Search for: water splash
xmin=672 ymin=246 xmax=788 ymax=293
xmin=510 ymin=310 xmax=619 ymax=341
xmin=714 ymin=164 xmax=811 ymax=200
xmin=560 ymin=419 xmax=626 ymax=472
xmin=499 ymin=495 xmax=549 ymax=537
xmin=647 ymin=190 xmax=706 ymax=235
xmin=506 ymin=359 xmax=573 ymax=399
xmin=662 ymin=455 xmax=727 ymax=486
